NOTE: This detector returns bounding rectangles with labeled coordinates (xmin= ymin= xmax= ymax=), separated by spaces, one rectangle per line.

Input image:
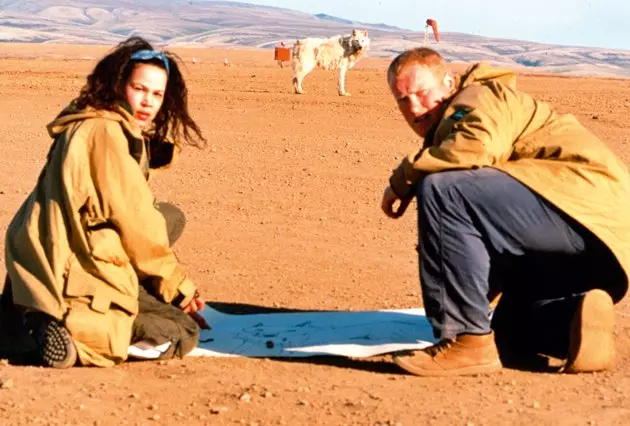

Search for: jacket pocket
xmin=63 ymin=259 xmax=138 ymax=365
xmin=64 ymin=259 xmax=138 ymax=316
xmin=82 ymin=205 xmax=130 ymax=266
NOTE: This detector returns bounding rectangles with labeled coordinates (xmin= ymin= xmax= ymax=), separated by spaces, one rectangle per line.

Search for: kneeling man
xmin=382 ymin=48 xmax=630 ymax=376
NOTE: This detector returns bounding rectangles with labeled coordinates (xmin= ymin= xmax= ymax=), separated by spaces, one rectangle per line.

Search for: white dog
xmin=291 ymin=29 xmax=370 ymax=96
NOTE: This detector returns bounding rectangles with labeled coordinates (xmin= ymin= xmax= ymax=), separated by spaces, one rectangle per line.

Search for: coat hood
xmin=47 ymin=102 xmax=143 ymax=141
xmin=46 ymin=101 xmax=178 ymax=172
xmin=456 ymin=62 xmax=517 ymax=91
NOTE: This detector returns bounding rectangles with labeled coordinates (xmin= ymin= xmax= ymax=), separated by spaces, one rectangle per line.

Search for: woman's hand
xmin=183 ymin=296 xmax=204 ymax=313
xmin=183 ymin=295 xmax=211 ymax=330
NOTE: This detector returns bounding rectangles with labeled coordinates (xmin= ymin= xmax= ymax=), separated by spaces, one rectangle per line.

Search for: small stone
xmin=532 ymin=401 xmax=540 ymax=409
xmin=150 ymin=414 xmax=160 ymax=421
xmin=129 ymin=393 xmax=140 ymax=399
xmin=262 ymin=391 xmax=273 ymax=398
xmin=297 ymin=400 xmax=309 ymax=406
xmin=210 ymin=406 xmax=228 ymax=414
xmin=148 ymin=404 xmax=158 ymax=410
xmin=0 ymin=378 xmax=14 ymax=389
xmin=0 ymin=359 xmax=9 ymax=366
xmin=239 ymin=393 xmax=251 ymax=402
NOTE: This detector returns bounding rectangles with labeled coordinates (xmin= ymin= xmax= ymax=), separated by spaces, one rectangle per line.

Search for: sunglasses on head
xmin=130 ymin=50 xmax=170 ymax=75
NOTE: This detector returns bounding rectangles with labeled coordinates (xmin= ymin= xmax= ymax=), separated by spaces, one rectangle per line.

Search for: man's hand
xmin=381 ymin=185 xmax=412 ymax=218
xmin=182 ymin=295 xmax=211 ymax=330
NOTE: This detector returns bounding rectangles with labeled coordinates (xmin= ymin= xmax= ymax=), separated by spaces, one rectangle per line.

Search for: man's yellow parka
xmin=390 ymin=63 xmax=630 ymax=302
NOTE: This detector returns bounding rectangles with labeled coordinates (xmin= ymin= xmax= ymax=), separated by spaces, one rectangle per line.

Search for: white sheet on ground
xmin=183 ymin=306 xmax=436 ymax=358
xmin=128 ymin=340 xmax=172 ymax=359
xmin=128 ymin=307 xmax=436 ymax=359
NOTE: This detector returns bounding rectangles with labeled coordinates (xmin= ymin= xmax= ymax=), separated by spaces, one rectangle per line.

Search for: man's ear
xmin=443 ymin=72 xmax=455 ymax=90
xmin=387 ymin=72 xmax=397 ymax=96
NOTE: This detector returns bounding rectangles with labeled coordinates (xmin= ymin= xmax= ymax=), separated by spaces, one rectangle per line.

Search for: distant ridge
xmin=314 ymin=13 xmax=354 ymax=26
xmin=0 ymin=0 xmax=628 ymax=77
xmin=314 ymin=13 xmax=407 ymax=31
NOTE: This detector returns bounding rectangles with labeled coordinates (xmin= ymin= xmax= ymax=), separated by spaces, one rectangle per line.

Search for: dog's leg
xmin=338 ymin=64 xmax=351 ymax=96
xmin=292 ymin=73 xmax=304 ymax=94
xmin=293 ymin=64 xmax=313 ymax=95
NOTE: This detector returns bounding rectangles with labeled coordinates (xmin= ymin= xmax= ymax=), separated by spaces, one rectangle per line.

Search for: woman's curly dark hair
xmin=73 ymin=36 xmax=206 ymax=148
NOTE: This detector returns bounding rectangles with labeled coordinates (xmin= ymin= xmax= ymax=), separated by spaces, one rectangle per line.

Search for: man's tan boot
xmin=393 ymin=332 xmax=502 ymax=377
xmin=563 ymin=289 xmax=614 ymax=374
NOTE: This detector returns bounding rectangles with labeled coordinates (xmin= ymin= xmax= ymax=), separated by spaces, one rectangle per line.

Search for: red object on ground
xmin=274 ymin=46 xmax=291 ymax=62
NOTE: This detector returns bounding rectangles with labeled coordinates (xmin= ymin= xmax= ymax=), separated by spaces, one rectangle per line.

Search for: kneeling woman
xmin=3 ymin=36 xmax=208 ymax=368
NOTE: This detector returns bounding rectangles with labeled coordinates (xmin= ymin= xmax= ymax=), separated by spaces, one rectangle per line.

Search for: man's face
xmin=389 ymin=64 xmax=454 ymax=138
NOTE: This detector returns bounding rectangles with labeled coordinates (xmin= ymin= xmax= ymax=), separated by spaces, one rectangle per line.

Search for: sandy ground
xmin=1 ymin=44 xmax=630 ymax=426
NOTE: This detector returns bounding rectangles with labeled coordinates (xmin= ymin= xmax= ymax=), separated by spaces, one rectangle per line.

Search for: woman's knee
xmin=156 ymin=202 xmax=186 ymax=246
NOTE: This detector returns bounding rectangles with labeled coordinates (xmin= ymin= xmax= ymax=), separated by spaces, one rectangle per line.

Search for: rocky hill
xmin=1 ymin=0 xmax=629 ymax=77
